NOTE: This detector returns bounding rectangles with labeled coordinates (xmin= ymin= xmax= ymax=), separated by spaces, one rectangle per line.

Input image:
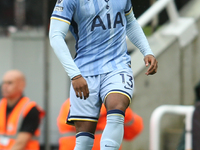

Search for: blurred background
xmin=1 ymin=0 xmax=200 ymax=149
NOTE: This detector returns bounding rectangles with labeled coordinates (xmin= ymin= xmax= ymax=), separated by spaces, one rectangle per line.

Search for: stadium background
xmin=0 ymin=0 xmax=190 ymax=26
xmin=1 ymin=0 xmax=200 ymax=150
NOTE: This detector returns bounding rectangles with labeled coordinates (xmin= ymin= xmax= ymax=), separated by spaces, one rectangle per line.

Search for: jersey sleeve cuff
xmin=125 ymin=7 xmax=133 ymax=16
xmin=51 ymin=14 xmax=71 ymax=25
xmin=70 ymin=72 xmax=82 ymax=80
xmin=144 ymin=52 xmax=155 ymax=57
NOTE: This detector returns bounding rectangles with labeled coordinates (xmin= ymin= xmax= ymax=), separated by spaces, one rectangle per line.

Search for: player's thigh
xmin=100 ymin=68 xmax=134 ymax=111
xmin=74 ymin=121 xmax=97 ymax=134
xmin=105 ymin=93 xmax=130 ymax=111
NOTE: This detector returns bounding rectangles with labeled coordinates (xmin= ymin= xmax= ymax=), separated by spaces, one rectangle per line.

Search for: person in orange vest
xmin=0 ymin=84 xmax=2 ymax=99
xmin=57 ymin=98 xmax=143 ymax=150
xmin=0 ymin=70 xmax=45 ymax=150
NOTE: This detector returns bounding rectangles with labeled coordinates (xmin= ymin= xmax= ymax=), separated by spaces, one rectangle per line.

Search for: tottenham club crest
xmin=57 ymin=0 xmax=63 ymax=4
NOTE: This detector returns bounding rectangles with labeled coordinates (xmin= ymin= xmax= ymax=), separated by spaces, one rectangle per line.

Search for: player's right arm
xmin=49 ymin=0 xmax=89 ymax=99
xmin=49 ymin=19 xmax=80 ymax=79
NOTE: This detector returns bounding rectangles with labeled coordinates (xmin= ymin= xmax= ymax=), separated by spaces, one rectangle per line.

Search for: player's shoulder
xmin=54 ymin=0 xmax=77 ymax=10
xmin=59 ymin=0 xmax=77 ymax=5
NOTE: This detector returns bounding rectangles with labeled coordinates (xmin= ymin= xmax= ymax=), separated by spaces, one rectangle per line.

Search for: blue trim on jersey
xmin=66 ymin=111 xmax=98 ymax=125
xmin=76 ymin=132 xmax=94 ymax=139
xmin=51 ymin=14 xmax=71 ymax=23
xmin=67 ymin=116 xmax=98 ymax=126
xmin=104 ymin=89 xmax=132 ymax=100
xmin=66 ymin=110 xmax=74 ymax=125
xmin=107 ymin=109 xmax=125 ymax=117
xmin=68 ymin=116 xmax=98 ymax=120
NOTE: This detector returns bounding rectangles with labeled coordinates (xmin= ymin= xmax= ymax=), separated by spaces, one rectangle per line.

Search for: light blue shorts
xmin=67 ymin=67 xmax=134 ymax=125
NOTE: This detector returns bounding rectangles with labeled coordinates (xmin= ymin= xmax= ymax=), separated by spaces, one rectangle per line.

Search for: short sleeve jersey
xmin=51 ymin=0 xmax=133 ymax=76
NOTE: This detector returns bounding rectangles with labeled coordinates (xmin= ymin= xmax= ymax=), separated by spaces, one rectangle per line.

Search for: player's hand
xmin=72 ymin=75 xmax=89 ymax=100
xmin=144 ymin=55 xmax=158 ymax=75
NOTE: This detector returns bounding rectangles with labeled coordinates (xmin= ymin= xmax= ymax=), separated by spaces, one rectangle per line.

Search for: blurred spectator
xmin=0 ymin=0 xmax=43 ymax=28
xmin=177 ymin=81 xmax=200 ymax=150
xmin=0 ymin=70 xmax=45 ymax=150
xmin=0 ymin=84 xmax=2 ymax=99
xmin=194 ymin=81 xmax=200 ymax=103
xmin=0 ymin=0 xmax=15 ymax=26
xmin=57 ymin=98 xmax=143 ymax=150
xmin=192 ymin=81 xmax=200 ymax=150
xmin=26 ymin=0 xmax=43 ymax=26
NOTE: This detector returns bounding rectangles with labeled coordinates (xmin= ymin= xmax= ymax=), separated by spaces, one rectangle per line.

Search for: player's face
xmin=1 ymin=76 xmax=21 ymax=99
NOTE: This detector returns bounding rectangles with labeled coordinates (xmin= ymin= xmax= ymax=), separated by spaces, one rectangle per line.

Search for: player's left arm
xmin=125 ymin=6 xmax=158 ymax=75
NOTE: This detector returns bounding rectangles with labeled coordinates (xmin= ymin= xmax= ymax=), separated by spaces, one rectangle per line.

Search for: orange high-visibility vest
xmin=57 ymin=99 xmax=76 ymax=150
xmin=0 ymin=97 xmax=45 ymax=150
xmin=57 ymin=99 xmax=143 ymax=150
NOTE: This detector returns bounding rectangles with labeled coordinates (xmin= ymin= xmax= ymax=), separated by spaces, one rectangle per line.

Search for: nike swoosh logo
xmin=124 ymin=85 xmax=132 ymax=90
xmin=105 ymin=145 xmax=117 ymax=148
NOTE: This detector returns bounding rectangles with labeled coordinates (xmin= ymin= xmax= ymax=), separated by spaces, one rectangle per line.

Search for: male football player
xmin=49 ymin=0 xmax=158 ymax=149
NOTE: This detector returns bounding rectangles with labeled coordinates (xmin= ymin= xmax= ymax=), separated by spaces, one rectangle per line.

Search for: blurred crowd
xmin=0 ymin=0 xmax=190 ymax=35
